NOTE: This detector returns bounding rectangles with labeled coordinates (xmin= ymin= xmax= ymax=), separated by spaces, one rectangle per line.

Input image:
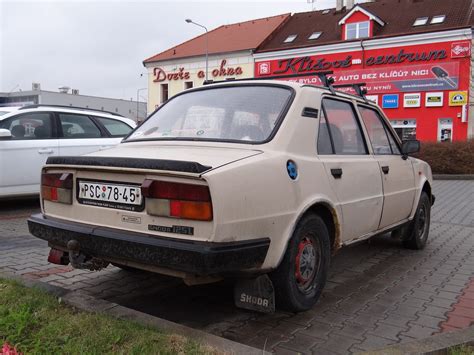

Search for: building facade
xmin=143 ymin=52 xmax=255 ymax=113
xmin=254 ymin=0 xmax=474 ymax=142
xmin=142 ymin=0 xmax=474 ymax=141
xmin=0 ymin=86 xmax=146 ymax=122
xmin=143 ymin=14 xmax=290 ymax=113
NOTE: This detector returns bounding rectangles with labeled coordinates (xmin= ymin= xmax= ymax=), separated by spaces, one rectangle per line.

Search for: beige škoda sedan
xmin=28 ymin=80 xmax=434 ymax=312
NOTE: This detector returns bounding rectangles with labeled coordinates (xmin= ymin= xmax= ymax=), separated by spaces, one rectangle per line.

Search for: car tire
xmin=270 ymin=214 xmax=331 ymax=312
xmin=402 ymin=192 xmax=431 ymax=250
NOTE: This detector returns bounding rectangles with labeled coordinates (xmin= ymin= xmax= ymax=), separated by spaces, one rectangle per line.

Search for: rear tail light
xmin=41 ymin=172 xmax=73 ymax=204
xmin=141 ymin=180 xmax=213 ymax=221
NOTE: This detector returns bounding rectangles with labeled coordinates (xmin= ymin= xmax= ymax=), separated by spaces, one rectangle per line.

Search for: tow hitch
xmin=67 ymin=240 xmax=109 ymax=271
xmin=234 ymin=275 xmax=275 ymax=313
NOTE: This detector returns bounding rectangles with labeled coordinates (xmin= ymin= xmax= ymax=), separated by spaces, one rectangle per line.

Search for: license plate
xmin=77 ymin=180 xmax=144 ymax=212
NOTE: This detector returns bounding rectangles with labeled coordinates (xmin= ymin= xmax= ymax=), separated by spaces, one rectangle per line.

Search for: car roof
xmin=0 ymin=106 xmax=136 ymax=126
xmin=193 ymin=79 xmax=375 ymax=106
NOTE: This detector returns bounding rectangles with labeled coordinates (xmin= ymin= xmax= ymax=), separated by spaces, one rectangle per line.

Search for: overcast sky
xmin=1 ymin=0 xmax=340 ymax=101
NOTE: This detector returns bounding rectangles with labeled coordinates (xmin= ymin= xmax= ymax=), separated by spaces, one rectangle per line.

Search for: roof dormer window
xmin=308 ymin=32 xmax=322 ymax=40
xmin=345 ymin=21 xmax=370 ymax=40
xmin=413 ymin=17 xmax=429 ymax=26
xmin=283 ymin=34 xmax=297 ymax=43
xmin=430 ymin=15 xmax=446 ymax=24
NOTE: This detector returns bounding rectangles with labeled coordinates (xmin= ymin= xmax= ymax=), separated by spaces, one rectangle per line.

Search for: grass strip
xmin=0 ymin=278 xmax=215 ymax=354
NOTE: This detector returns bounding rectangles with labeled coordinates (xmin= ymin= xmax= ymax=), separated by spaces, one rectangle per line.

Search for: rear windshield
xmin=125 ymin=85 xmax=293 ymax=143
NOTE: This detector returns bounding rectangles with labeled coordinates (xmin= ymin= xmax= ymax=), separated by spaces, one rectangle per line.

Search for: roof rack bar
xmin=203 ymin=70 xmax=336 ymax=87
xmin=333 ymin=83 xmax=368 ymax=100
xmin=18 ymin=104 xmax=125 ymax=117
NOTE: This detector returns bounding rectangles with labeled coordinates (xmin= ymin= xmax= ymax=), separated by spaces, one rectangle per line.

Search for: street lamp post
xmin=185 ymin=18 xmax=208 ymax=83
xmin=136 ymin=87 xmax=147 ymax=122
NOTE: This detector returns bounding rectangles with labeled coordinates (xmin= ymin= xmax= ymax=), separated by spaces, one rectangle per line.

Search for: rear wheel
xmin=403 ymin=192 xmax=431 ymax=250
xmin=271 ymin=214 xmax=331 ymax=312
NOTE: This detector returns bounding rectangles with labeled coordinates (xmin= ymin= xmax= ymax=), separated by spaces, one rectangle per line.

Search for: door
xmin=57 ymin=113 xmax=120 ymax=155
xmin=317 ymin=98 xmax=384 ymax=242
xmin=438 ymin=118 xmax=453 ymax=142
xmin=0 ymin=112 xmax=59 ymax=196
xmin=358 ymin=105 xmax=416 ymax=229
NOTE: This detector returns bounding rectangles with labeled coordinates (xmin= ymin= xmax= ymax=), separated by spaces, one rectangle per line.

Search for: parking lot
xmin=1 ymin=180 xmax=473 ymax=354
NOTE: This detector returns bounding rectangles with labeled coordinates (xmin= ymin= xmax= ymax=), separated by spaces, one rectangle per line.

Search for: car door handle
xmin=38 ymin=148 xmax=54 ymax=154
xmin=99 ymin=145 xmax=112 ymax=150
xmin=381 ymin=166 xmax=390 ymax=174
xmin=331 ymin=168 xmax=343 ymax=179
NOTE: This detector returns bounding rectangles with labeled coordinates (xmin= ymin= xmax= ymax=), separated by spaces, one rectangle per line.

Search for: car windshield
xmin=126 ymin=85 xmax=293 ymax=143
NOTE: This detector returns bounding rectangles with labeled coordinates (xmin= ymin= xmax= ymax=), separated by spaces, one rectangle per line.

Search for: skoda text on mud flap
xmin=28 ymin=75 xmax=434 ymax=312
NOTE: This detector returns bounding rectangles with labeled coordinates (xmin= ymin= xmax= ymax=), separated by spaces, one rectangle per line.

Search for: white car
xmin=28 ymin=80 xmax=434 ymax=312
xmin=0 ymin=106 xmax=21 ymax=116
xmin=0 ymin=105 xmax=136 ymax=198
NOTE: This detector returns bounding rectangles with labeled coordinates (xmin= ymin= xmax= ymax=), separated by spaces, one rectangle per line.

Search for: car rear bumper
xmin=28 ymin=214 xmax=270 ymax=275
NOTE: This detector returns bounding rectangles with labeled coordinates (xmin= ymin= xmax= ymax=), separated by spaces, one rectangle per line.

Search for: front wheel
xmin=270 ymin=214 xmax=331 ymax=312
xmin=403 ymin=192 xmax=431 ymax=250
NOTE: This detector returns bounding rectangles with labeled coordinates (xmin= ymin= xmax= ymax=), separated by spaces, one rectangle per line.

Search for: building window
xmin=308 ymin=32 xmax=322 ymax=40
xmin=413 ymin=17 xmax=428 ymax=26
xmin=283 ymin=34 xmax=297 ymax=43
xmin=390 ymin=120 xmax=417 ymax=141
xmin=430 ymin=15 xmax=446 ymax=24
xmin=345 ymin=21 xmax=370 ymax=40
xmin=184 ymin=81 xmax=193 ymax=90
xmin=160 ymin=84 xmax=169 ymax=103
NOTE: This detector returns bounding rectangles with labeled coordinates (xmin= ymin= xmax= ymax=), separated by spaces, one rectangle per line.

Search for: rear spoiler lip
xmin=45 ymin=156 xmax=212 ymax=175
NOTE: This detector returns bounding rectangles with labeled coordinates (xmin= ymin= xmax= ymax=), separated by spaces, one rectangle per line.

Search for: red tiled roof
xmin=144 ymin=14 xmax=290 ymax=64
xmin=257 ymin=0 xmax=474 ymax=53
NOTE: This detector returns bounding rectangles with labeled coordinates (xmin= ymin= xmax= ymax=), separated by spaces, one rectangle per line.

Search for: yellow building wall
xmin=145 ymin=52 xmax=255 ymax=114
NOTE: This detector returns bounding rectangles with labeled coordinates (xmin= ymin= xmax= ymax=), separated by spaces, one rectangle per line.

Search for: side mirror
xmin=0 ymin=128 xmax=12 ymax=140
xmin=401 ymin=140 xmax=420 ymax=156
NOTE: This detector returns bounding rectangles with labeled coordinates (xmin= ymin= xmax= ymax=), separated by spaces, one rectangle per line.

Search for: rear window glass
xmin=95 ymin=117 xmax=133 ymax=137
xmin=126 ymin=86 xmax=292 ymax=143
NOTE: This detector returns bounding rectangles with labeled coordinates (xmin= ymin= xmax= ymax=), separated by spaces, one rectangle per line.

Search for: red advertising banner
xmin=273 ymin=62 xmax=460 ymax=94
xmin=255 ymin=41 xmax=469 ymax=94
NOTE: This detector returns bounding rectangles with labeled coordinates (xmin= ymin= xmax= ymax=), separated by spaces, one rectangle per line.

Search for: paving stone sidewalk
xmin=1 ymin=181 xmax=473 ymax=354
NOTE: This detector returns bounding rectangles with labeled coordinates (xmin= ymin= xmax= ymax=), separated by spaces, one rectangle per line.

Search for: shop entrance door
xmin=438 ymin=118 xmax=453 ymax=142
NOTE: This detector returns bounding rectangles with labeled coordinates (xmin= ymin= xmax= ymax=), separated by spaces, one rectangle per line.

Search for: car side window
xmin=318 ymin=98 xmax=367 ymax=155
xmin=0 ymin=112 xmax=53 ymax=140
xmin=94 ymin=116 xmax=133 ymax=137
xmin=358 ymin=106 xmax=400 ymax=155
xmin=58 ymin=113 xmax=102 ymax=139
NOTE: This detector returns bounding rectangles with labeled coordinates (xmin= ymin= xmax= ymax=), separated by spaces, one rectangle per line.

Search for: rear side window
xmin=95 ymin=116 xmax=133 ymax=137
xmin=58 ymin=113 xmax=102 ymax=139
xmin=0 ymin=112 xmax=54 ymax=140
xmin=317 ymin=98 xmax=367 ymax=155
xmin=358 ymin=106 xmax=401 ymax=155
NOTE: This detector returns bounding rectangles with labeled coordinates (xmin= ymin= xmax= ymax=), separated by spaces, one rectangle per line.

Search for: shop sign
xmin=425 ymin=92 xmax=444 ymax=107
xmin=198 ymin=59 xmax=243 ymax=79
xmin=403 ymin=93 xmax=421 ymax=108
xmin=451 ymin=41 xmax=471 ymax=58
xmin=382 ymin=94 xmax=399 ymax=108
xmin=153 ymin=67 xmax=190 ymax=82
xmin=449 ymin=91 xmax=468 ymax=106
xmin=274 ymin=62 xmax=459 ymax=94
xmin=270 ymin=49 xmax=447 ymax=75
xmin=365 ymin=95 xmax=378 ymax=104
xmin=153 ymin=60 xmax=243 ymax=82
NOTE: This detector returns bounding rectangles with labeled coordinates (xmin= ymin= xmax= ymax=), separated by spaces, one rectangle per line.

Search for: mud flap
xmin=234 ymin=274 xmax=275 ymax=313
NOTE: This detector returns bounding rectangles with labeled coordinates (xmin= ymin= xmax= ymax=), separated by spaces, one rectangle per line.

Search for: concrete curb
xmin=361 ymin=325 xmax=474 ymax=354
xmin=433 ymin=174 xmax=474 ymax=180
xmin=0 ymin=271 xmax=268 ymax=355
